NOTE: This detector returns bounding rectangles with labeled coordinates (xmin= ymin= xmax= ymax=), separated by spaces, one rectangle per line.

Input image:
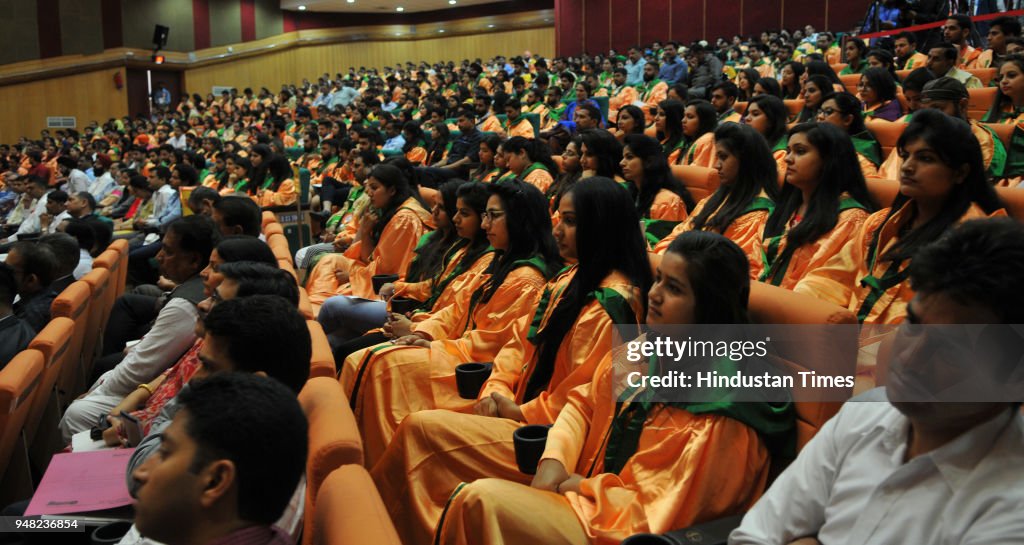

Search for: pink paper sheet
xmin=25 ymin=449 xmax=136 ymax=516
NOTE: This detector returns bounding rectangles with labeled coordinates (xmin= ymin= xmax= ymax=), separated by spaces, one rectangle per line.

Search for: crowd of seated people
xmin=1 ymin=13 xmax=1023 ymax=545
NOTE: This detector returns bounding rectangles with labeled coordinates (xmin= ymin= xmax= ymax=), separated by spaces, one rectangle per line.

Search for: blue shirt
xmin=659 ymin=57 xmax=688 ymax=85
xmin=382 ymin=134 xmax=406 ymax=152
xmin=625 ymin=59 xmax=647 ymax=86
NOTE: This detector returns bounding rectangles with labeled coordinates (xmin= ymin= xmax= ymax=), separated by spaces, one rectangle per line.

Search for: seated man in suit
xmin=731 ymin=218 xmax=1024 ymax=544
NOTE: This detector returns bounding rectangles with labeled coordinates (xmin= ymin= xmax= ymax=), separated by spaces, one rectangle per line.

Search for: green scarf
xmin=850 ymin=131 xmax=883 ymax=167
xmin=759 ymin=197 xmax=867 ymax=285
xmin=603 ymin=353 xmax=795 ymax=475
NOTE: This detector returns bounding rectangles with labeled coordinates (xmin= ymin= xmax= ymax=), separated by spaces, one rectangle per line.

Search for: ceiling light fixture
xmin=439 ymin=29 xmax=445 ymax=33
xmin=396 ymin=6 xmax=404 ymax=11
xmin=487 ymin=24 xmax=494 ymax=28
xmin=297 ymin=4 xmax=306 ymax=9
xmin=449 ymin=0 xmax=457 ymax=4
xmin=346 ymin=0 xmax=355 ymax=3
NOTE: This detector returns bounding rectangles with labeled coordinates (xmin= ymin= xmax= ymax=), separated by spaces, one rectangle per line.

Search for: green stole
xmin=850 ymin=131 xmax=883 ymax=167
xmin=261 ymin=175 xmax=276 ymax=190
xmin=417 ymin=240 xmax=491 ymax=313
xmin=855 ymin=212 xmax=911 ymax=324
xmin=1004 ymin=123 xmax=1024 ymax=177
xmin=637 ymin=78 xmax=664 ymax=101
xmin=520 ymin=162 xmax=548 ymax=180
xmin=978 ymin=123 xmax=1007 ymax=178
xmin=318 ymin=156 xmax=339 ymax=175
xmin=603 ymin=353 xmax=795 ymax=474
xmin=759 ymin=197 xmax=867 ymax=285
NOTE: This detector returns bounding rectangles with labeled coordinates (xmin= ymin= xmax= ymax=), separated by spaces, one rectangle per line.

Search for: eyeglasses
xmin=481 ymin=209 xmax=506 ymax=221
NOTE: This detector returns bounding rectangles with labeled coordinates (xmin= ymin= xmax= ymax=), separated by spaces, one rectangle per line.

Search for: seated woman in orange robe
xmin=503 ymin=136 xmax=557 ymax=193
xmin=817 ymin=92 xmax=884 ymax=179
xmin=305 ymin=162 xmax=434 ymax=312
xmin=612 ymin=105 xmax=647 ymax=143
xmin=469 ymin=135 xmax=505 ymax=184
xmin=681 ymin=100 xmax=718 ymax=168
xmin=795 ymin=109 xmax=1006 ymax=324
xmin=329 ymin=180 xmax=495 ymax=361
xmin=256 ymin=154 xmax=297 ymax=208
xmin=578 ymin=129 xmax=627 ymax=186
xmin=655 ymin=99 xmax=687 ymax=165
xmin=621 ymin=134 xmax=695 ymax=247
xmin=655 ymin=123 xmax=780 ymax=276
xmin=339 ymin=179 xmax=565 ymax=464
xmin=369 ymin=178 xmax=653 ymax=544
xmin=743 ymin=95 xmax=790 ymax=184
xmin=758 ymin=122 xmax=877 ymax=289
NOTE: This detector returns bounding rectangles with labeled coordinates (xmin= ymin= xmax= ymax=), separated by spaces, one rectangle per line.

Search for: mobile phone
xmin=118 ymin=411 xmax=144 ymax=447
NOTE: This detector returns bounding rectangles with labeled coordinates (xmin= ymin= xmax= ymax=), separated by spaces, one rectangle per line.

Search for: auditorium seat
xmin=967 ymin=67 xmax=997 ymax=86
xmin=93 ymin=246 xmax=127 ymax=309
xmin=23 ymin=318 xmax=75 ymax=450
xmin=967 ymin=87 xmax=998 ymax=121
xmin=78 ymin=267 xmax=112 ymax=373
xmin=312 ymin=465 xmax=402 ymax=545
xmin=895 ymin=69 xmax=911 ymax=81
xmin=671 ymin=164 xmax=720 ymax=202
xmin=105 ymin=239 xmax=130 ymax=300
xmin=0 ymin=349 xmax=44 ymax=506
xmin=839 ymin=73 xmax=861 ymax=92
xmin=866 ymin=178 xmax=900 ymax=208
xmin=265 ymin=222 xmax=285 ymax=238
xmin=50 ymin=281 xmax=92 ymax=402
xmin=262 ymin=211 xmax=278 ymax=229
xmin=307 ymin=320 xmax=336 ymax=378
xmin=995 ymin=186 xmax=1024 ymax=219
xmin=866 ymin=119 xmax=905 ymax=158
xmin=830 ymin=63 xmax=848 ymax=75
xmin=982 ymin=122 xmax=1014 ymax=150
xmin=734 ymin=101 xmax=748 ymax=115
xmin=783 ymin=99 xmax=805 ymax=118
xmin=298 ymin=377 xmax=365 ymax=545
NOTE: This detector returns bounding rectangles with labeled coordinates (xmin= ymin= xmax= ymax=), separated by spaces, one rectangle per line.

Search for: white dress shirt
xmin=8 ymin=193 xmax=47 ymax=241
xmin=88 ymin=172 xmax=117 ymax=202
xmin=730 ymin=390 xmax=1024 ymax=545
xmin=64 ymin=169 xmax=91 ymax=196
xmin=73 ymin=249 xmax=92 ymax=279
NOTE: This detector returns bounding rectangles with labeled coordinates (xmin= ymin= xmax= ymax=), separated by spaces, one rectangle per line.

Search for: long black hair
xmin=822 ymin=92 xmax=868 ymax=135
xmin=689 ymin=123 xmax=778 ymax=232
xmin=265 ymin=155 xmax=293 ymax=192
xmin=878 ymin=109 xmax=1003 ymax=263
xmin=549 ymin=135 xmax=583 ymax=211
xmin=738 ymin=68 xmax=762 ymax=101
xmin=248 ymin=144 xmax=273 ymax=196
xmin=504 ymin=136 xmax=559 ymax=176
xmin=755 ymin=77 xmax=784 ymax=99
xmin=763 ymin=123 xmax=878 ymax=275
xmin=746 ymin=94 xmax=789 ymax=149
xmin=664 ymin=231 xmax=750 ymax=324
xmin=616 ymin=105 xmax=647 ymax=135
xmin=580 ymin=128 xmax=623 ymax=178
xmin=524 ymin=177 xmax=652 ymax=400
xmin=366 ymin=163 xmax=420 ymax=245
xmin=623 ymin=134 xmax=696 ymax=217
xmin=657 ymin=99 xmax=686 ymax=154
xmin=804 ymin=59 xmax=843 ymax=87
xmin=477 ymin=179 xmax=562 ymax=304
xmin=684 ymin=100 xmax=718 ymax=143
xmin=405 ymin=179 xmax=464 ymax=283
xmin=861 ymin=67 xmax=898 ymax=104
xmin=401 ymin=121 xmax=425 ymax=154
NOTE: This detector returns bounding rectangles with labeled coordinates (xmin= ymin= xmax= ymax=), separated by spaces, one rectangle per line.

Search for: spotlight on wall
xmin=152 ymin=52 xmax=166 ymax=64
xmin=396 ymin=6 xmax=404 ymax=11
xmin=449 ymin=0 xmax=457 ymax=4
xmin=298 ymin=5 xmax=306 ymax=10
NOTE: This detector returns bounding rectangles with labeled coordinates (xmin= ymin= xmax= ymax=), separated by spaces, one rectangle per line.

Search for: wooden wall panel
xmin=184 ymin=27 xmax=555 ymax=95
xmin=557 ymin=0 xmax=870 ymax=56
xmin=0 ymin=67 xmax=128 ymax=143
xmin=254 ymin=0 xmax=283 ymax=40
xmin=583 ymin=0 xmax=612 ymax=56
xmin=121 ymin=0 xmax=195 ymax=51
xmin=638 ymin=0 xmax=669 ymax=52
xmin=59 ymin=0 xmax=104 ymax=57
xmin=0 ymin=0 xmax=41 ymax=65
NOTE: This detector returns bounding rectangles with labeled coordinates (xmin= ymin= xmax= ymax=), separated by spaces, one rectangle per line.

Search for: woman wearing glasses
xmin=367 ymin=178 xmax=651 ymax=545
xmin=339 ymin=178 xmax=563 ymax=465
xmin=817 ymin=92 xmax=884 ymax=179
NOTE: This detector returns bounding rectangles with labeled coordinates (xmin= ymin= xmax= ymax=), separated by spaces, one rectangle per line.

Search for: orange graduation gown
xmin=306 ymin=198 xmax=433 ymax=312
xmin=793 ymin=200 xmax=1004 ymax=324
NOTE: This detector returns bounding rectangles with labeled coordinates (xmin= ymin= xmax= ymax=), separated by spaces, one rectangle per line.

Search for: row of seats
xmin=258 ymin=213 xmax=389 ymax=545
xmin=829 ymin=63 xmax=998 ymax=87
xmin=0 ymin=239 xmax=130 ymax=506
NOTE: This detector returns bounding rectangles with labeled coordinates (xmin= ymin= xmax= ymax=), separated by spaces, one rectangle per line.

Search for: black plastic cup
xmin=620 ymin=534 xmax=678 ymax=545
xmin=455 ymin=362 xmax=493 ymax=399
xmin=372 ymin=274 xmax=400 ymax=294
xmin=91 ymin=521 xmax=133 ymax=545
xmin=389 ymin=297 xmax=419 ymax=315
xmin=513 ymin=424 xmax=552 ymax=475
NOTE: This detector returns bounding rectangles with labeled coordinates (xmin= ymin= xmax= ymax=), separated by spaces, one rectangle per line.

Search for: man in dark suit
xmin=0 ymin=263 xmax=36 ymax=370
